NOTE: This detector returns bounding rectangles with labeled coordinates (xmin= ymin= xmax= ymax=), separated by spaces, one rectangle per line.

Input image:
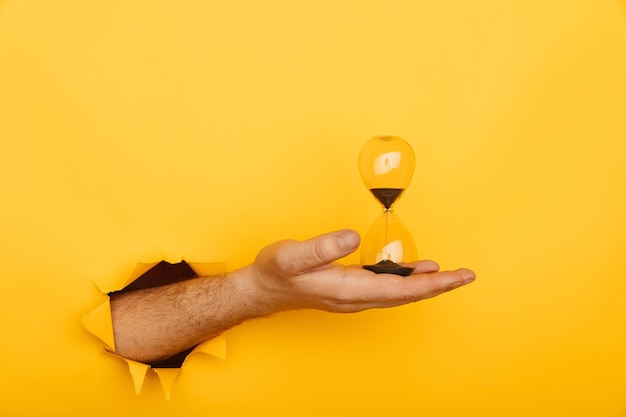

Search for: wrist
xmin=226 ymin=265 xmax=283 ymax=318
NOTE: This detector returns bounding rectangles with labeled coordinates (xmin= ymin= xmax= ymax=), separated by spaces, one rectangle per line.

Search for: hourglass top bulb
xmin=358 ymin=136 xmax=416 ymax=209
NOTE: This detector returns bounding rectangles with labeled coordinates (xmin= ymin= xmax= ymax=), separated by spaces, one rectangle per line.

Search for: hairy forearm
xmin=109 ymin=266 xmax=266 ymax=364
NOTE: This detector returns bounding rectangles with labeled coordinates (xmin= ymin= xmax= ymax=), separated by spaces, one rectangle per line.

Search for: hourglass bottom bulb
xmin=363 ymin=260 xmax=414 ymax=276
xmin=360 ymin=208 xmax=417 ymax=276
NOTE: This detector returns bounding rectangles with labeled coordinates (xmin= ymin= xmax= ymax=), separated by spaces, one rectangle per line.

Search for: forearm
xmin=109 ymin=266 xmax=268 ymax=364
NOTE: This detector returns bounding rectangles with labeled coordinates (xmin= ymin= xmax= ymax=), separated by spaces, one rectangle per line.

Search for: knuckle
xmin=274 ymin=242 xmax=299 ymax=275
xmin=325 ymin=272 xmax=357 ymax=305
xmin=260 ymin=240 xmax=297 ymax=275
xmin=401 ymin=291 xmax=423 ymax=303
xmin=399 ymin=276 xmax=424 ymax=303
xmin=312 ymin=241 xmax=331 ymax=264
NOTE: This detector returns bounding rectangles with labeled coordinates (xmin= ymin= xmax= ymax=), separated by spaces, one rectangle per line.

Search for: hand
xmin=247 ymin=229 xmax=476 ymax=314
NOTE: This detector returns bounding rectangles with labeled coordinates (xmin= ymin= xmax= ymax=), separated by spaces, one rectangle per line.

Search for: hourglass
xmin=358 ymin=136 xmax=418 ymax=276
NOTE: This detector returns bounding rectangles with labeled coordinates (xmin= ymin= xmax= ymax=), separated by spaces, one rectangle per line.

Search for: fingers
xmin=412 ymin=260 xmax=440 ymax=274
xmin=325 ymin=267 xmax=476 ymax=312
xmin=377 ymin=268 xmax=475 ymax=305
xmin=275 ymin=230 xmax=361 ymax=275
xmin=419 ymin=268 xmax=475 ymax=296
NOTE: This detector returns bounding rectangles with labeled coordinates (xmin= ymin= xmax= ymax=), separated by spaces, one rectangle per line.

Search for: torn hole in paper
xmin=82 ymin=259 xmax=227 ymax=399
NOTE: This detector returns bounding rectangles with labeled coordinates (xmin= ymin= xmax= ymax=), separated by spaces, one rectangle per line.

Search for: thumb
xmin=276 ymin=230 xmax=361 ymax=274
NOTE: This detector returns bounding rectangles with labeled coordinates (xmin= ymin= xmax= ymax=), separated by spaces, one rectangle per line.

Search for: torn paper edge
xmin=82 ymin=259 xmax=227 ymax=398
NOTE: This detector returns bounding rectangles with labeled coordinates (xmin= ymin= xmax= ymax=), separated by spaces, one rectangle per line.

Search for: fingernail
xmin=461 ymin=269 xmax=476 ymax=282
xmin=336 ymin=231 xmax=359 ymax=250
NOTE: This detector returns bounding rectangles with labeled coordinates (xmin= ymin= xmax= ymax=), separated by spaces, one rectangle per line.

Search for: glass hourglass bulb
xmin=358 ymin=136 xmax=418 ymax=276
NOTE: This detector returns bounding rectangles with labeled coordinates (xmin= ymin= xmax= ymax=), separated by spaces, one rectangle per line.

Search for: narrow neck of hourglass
xmin=369 ymin=188 xmax=405 ymax=209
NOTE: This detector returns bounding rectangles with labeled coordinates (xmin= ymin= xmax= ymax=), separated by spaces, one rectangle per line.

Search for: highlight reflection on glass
xmin=358 ymin=136 xmax=417 ymax=276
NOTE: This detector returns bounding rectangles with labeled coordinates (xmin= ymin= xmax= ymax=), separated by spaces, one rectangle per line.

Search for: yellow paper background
xmin=1 ymin=1 xmax=625 ymax=416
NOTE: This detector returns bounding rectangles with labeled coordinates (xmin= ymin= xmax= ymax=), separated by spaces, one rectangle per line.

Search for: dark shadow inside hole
xmin=109 ymin=260 xmax=200 ymax=368
xmin=116 ymin=260 xmax=199 ymax=292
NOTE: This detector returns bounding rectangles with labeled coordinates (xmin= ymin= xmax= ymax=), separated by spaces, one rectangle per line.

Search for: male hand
xmin=248 ymin=229 xmax=476 ymax=314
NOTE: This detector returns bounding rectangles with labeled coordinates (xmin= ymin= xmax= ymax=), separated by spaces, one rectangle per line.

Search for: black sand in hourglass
xmin=369 ymin=188 xmax=404 ymax=209
xmin=363 ymin=260 xmax=414 ymax=276
xmin=363 ymin=188 xmax=414 ymax=276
